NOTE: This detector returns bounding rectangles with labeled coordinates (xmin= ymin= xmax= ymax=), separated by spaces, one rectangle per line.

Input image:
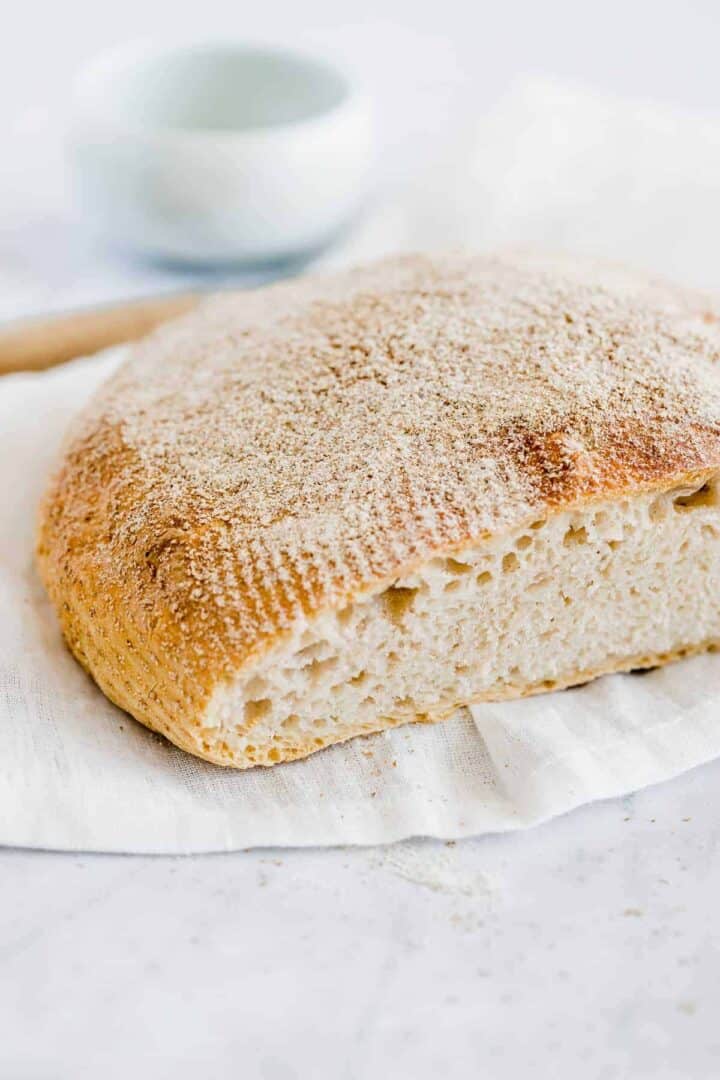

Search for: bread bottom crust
xmin=164 ymin=636 xmax=719 ymax=768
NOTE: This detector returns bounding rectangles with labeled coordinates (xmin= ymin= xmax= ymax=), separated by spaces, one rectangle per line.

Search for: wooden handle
xmin=0 ymin=292 xmax=201 ymax=375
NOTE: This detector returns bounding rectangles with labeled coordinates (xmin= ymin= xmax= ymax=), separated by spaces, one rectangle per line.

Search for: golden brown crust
xmin=36 ymin=252 xmax=720 ymax=762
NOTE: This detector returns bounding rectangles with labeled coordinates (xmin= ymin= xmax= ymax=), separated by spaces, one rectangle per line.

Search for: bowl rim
xmin=72 ymin=38 xmax=369 ymax=142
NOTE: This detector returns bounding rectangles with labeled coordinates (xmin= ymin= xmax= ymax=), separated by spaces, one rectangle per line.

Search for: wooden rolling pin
xmin=0 ymin=292 xmax=200 ymax=376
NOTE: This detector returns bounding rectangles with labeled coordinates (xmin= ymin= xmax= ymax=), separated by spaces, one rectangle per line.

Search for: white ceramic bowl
xmin=70 ymin=41 xmax=374 ymax=264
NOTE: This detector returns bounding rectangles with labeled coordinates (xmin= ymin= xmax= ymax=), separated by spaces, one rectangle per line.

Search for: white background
xmin=3 ymin=1 xmax=720 ymax=1076
xmin=3 ymin=0 xmax=720 ymax=319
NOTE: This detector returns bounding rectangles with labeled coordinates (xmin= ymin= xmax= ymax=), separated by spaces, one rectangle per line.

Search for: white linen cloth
xmin=3 ymin=79 xmax=720 ymax=852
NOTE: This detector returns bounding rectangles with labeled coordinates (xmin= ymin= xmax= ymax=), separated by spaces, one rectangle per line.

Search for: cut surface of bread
xmin=37 ymin=252 xmax=720 ymax=767
xmin=208 ymin=479 xmax=720 ymax=765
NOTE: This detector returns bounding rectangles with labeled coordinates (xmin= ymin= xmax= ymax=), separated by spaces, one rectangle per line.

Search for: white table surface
xmin=2 ymin=2 xmax=720 ymax=1075
xmin=3 ymin=761 xmax=720 ymax=1078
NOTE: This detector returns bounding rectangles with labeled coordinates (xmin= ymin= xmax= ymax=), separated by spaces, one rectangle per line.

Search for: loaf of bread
xmin=37 ymin=252 xmax=720 ymax=767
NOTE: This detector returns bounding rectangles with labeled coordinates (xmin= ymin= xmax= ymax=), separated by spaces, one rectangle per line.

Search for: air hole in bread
xmin=244 ymin=676 xmax=268 ymax=700
xmin=382 ymin=586 xmax=419 ymax=624
xmin=563 ymin=525 xmax=588 ymax=546
xmin=245 ymin=698 xmax=272 ymax=724
xmin=516 ymin=535 xmax=533 ymax=551
xmin=337 ymin=606 xmax=354 ymax=627
xmin=297 ymin=640 xmax=332 ymax=665
xmin=673 ymin=480 xmax=717 ymax=512
xmin=502 ymin=552 xmax=519 ymax=573
xmin=477 ymin=570 xmax=492 ymax=586
xmin=530 ymin=519 xmax=546 ymax=530
xmin=444 ymin=580 xmax=462 ymax=593
xmin=350 ymin=670 xmax=368 ymax=687
xmin=306 ymin=656 xmax=338 ymax=682
xmin=444 ymin=556 xmax=472 ymax=575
